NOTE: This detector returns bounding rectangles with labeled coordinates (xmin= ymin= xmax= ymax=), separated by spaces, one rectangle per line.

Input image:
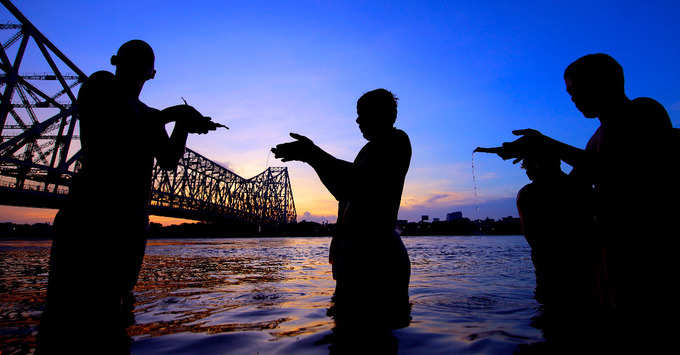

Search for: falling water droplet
xmin=472 ymin=151 xmax=480 ymax=222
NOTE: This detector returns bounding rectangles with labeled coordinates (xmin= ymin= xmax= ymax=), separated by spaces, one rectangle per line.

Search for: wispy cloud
xmin=425 ymin=194 xmax=451 ymax=204
xmin=397 ymin=160 xmax=520 ymax=221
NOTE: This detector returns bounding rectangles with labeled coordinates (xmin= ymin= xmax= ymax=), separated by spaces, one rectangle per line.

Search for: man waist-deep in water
xmin=37 ymin=40 xmax=220 ymax=354
xmin=272 ymin=89 xmax=412 ymax=331
xmin=515 ymin=149 xmax=600 ymax=347
xmin=479 ymin=53 xmax=678 ymax=352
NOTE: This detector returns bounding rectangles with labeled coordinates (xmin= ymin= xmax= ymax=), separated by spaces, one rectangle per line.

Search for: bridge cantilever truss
xmin=151 ymin=149 xmax=296 ymax=224
xmin=0 ymin=0 xmax=296 ymax=224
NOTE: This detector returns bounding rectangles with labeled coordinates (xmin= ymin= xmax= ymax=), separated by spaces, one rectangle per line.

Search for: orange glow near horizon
xmin=0 ymin=206 xmax=197 ymax=226
xmin=0 ymin=183 xmax=480 ymax=226
xmin=0 ymin=206 xmax=57 ymax=225
xmin=0 ymin=175 xmax=492 ymax=226
xmin=148 ymin=215 xmax=200 ymax=226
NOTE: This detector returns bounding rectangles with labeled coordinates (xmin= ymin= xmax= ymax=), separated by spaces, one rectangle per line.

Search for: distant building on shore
xmin=421 ymin=215 xmax=429 ymax=222
xmin=446 ymin=211 xmax=463 ymax=221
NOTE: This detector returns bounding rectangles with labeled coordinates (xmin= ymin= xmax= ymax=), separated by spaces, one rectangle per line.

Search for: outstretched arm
xmin=511 ymin=129 xmax=589 ymax=168
xmin=476 ymin=129 xmax=591 ymax=168
xmin=272 ymin=133 xmax=353 ymax=201
xmin=154 ymin=105 xmax=219 ymax=170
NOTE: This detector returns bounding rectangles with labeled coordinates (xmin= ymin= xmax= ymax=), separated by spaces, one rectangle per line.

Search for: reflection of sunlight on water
xmin=0 ymin=243 xmax=51 ymax=353
xmin=129 ymin=238 xmax=336 ymax=346
xmin=1 ymin=236 xmax=541 ymax=354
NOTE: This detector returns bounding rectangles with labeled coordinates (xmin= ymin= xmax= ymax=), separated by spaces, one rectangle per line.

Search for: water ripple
xmin=0 ymin=236 xmax=541 ymax=354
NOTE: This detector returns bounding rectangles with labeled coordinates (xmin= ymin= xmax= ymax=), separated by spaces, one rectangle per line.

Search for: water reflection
xmin=1 ymin=237 xmax=541 ymax=354
xmin=0 ymin=241 xmax=50 ymax=354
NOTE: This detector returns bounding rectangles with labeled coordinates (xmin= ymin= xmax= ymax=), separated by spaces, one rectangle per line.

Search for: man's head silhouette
xmin=111 ymin=40 xmax=156 ymax=87
xmin=564 ymin=53 xmax=625 ymax=118
xmin=356 ymin=89 xmax=398 ymax=141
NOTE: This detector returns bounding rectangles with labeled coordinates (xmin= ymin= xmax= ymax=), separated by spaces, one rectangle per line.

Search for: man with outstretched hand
xmin=272 ymin=89 xmax=412 ymax=335
xmin=38 ymin=40 xmax=222 ymax=353
xmin=480 ymin=53 xmax=677 ymax=352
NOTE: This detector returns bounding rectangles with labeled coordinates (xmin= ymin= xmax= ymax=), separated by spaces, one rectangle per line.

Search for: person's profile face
xmin=355 ymin=102 xmax=390 ymax=141
xmin=565 ymin=76 xmax=599 ymax=118
xmin=355 ymin=111 xmax=373 ymax=141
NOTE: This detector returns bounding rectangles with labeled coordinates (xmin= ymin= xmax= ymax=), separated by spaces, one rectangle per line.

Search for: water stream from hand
xmin=472 ymin=152 xmax=480 ymax=221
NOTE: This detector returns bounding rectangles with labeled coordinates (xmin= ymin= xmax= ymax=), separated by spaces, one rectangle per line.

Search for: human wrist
xmin=306 ymin=144 xmax=327 ymax=165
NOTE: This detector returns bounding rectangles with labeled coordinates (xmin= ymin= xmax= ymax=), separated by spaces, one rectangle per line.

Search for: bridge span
xmin=0 ymin=0 xmax=296 ymax=224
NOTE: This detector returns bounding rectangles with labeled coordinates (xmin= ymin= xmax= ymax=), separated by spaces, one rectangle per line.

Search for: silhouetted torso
xmin=335 ymin=128 xmax=411 ymax=238
xmin=329 ymin=128 xmax=411 ymax=326
xmin=515 ymin=156 xmax=602 ymax=353
xmin=518 ymin=173 xmax=596 ymax=308
xmin=494 ymin=54 xmax=678 ymax=353
xmin=272 ymin=88 xmax=412 ymax=333
xmin=39 ymin=71 xmax=166 ymax=354
xmin=577 ymin=97 xmax=672 ymax=201
xmin=38 ymin=38 xmax=220 ymax=353
xmin=66 ymin=70 xmax=163 ymax=223
xmin=573 ymin=97 xmax=675 ymax=305
xmin=568 ymin=97 xmax=678 ymax=351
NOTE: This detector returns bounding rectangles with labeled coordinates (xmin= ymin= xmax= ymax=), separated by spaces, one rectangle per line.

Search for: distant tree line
xmin=147 ymin=220 xmax=336 ymax=238
xmin=399 ymin=217 xmax=522 ymax=236
xmin=0 ymin=217 xmax=521 ymax=239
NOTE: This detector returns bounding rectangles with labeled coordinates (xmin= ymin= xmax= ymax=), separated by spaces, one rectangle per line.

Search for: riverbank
xmin=1 ymin=217 xmax=523 ymax=239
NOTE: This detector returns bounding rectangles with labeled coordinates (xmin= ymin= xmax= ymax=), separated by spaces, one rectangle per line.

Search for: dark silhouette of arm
xmin=514 ymin=98 xmax=671 ymax=175
xmin=152 ymin=111 xmax=189 ymax=170
xmin=511 ymin=129 xmax=591 ymax=168
xmin=153 ymin=104 xmax=216 ymax=170
xmin=307 ymin=148 xmax=354 ymax=201
xmin=273 ymin=131 xmax=411 ymax=205
xmin=271 ymin=133 xmax=353 ymax=201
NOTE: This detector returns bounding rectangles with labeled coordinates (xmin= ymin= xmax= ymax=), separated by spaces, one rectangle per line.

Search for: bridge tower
xmin=0 ymin=0 xmax=296 ymax=224
xmin=0 ymin=0 xmax=86 ymax=208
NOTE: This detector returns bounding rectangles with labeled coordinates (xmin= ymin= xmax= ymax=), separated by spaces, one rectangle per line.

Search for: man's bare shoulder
xmin=518 ymin=182 xmax=539 ymax=196
xmin=585 ymin=125 xmax=603 ymax=152
xmin=88 ymin=70 xmax=115 ymax=82
xmin=517 ymin=183 xmax=536 ymax=209
xmin=392 ymin=128 xmax=409 ymax=139
xmin=391 ymin=128 xmax=411 ymax=147
xmin=631 ymin=97 xmax=665 ymax=110
xmin=78 ymin=71 xmax=115 ymax=99
xmin=83 ymin=71 xmax=115 ymax=90
xmin=630 ymin=97 xmax=671 ymax=128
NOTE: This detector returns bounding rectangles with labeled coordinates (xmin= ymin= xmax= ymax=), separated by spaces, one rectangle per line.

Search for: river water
xmin=0 ymin=236 xmax=541 ymax=354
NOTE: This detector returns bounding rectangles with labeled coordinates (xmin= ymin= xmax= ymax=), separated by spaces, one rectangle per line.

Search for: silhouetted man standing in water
xmin=515 ymin=149 xmax=600 ymax=349
xmin=494 ymin=53 xmax=677 ymax=351
xmin=272 ymin=89 xmax=412 ymax=332
xmin=38 ymin=40 xmax=218 ymax=353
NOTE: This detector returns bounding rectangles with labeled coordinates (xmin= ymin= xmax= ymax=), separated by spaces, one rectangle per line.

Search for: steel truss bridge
xmin=0 ymin=0 xmax=296 ymax=224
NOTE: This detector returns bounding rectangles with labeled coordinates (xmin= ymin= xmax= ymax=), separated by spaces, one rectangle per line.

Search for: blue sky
xmin=1 ymin=0 xmax=678 ymax=223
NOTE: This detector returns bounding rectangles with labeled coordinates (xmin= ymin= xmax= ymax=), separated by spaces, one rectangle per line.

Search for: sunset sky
xmin=1 ymin=0 xmax=678 ymax=225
